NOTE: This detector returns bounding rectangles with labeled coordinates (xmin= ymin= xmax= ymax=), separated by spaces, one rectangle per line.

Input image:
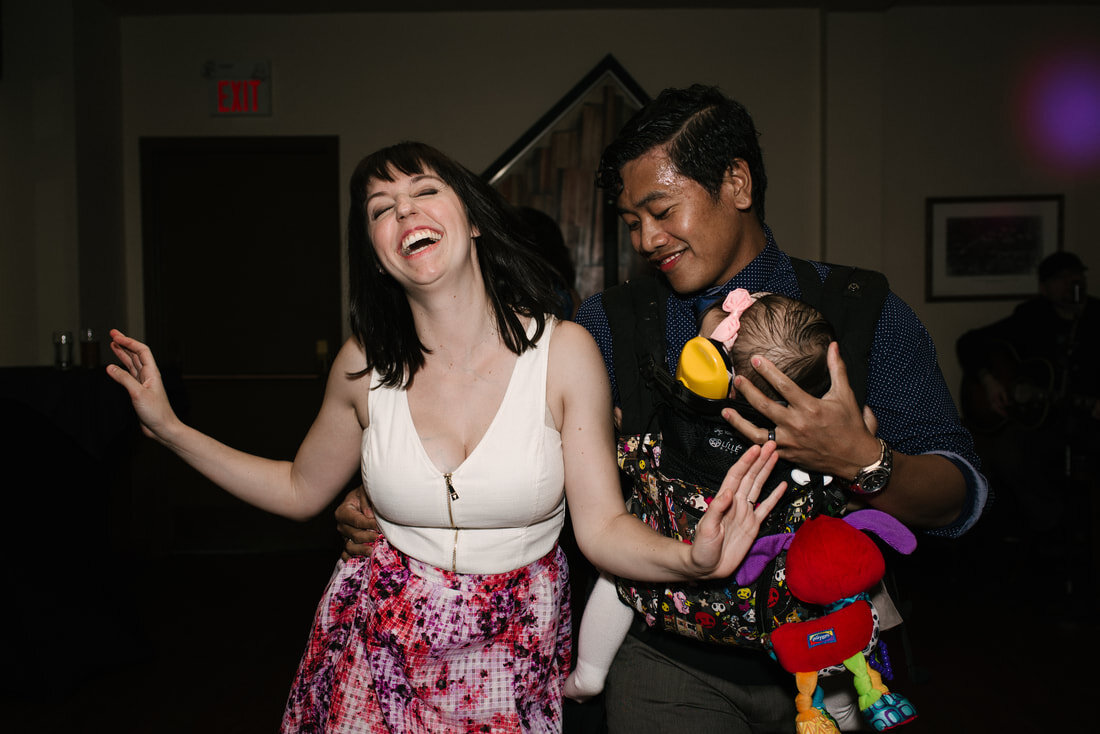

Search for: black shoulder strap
xmin=790 ymin=257 xmax=889 ymax=406
xmin=602 ymin=275 xmax=667 ymax=435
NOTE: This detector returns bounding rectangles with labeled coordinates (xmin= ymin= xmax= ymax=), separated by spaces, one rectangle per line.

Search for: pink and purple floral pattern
xmin=282 ymin=537 xmax=571 ymax=733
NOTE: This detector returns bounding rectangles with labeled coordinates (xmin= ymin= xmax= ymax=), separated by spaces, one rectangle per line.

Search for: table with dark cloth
xmin=0 ymin=366 xmax=145 ymax=696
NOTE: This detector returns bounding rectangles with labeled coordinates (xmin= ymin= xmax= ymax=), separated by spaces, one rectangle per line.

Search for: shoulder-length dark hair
xmin=347 ymin=141 xmax=560 ymax=388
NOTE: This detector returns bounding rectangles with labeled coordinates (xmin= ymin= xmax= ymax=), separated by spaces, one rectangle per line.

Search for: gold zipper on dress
xmin=444 ymin=472 xmax=459 ymax=572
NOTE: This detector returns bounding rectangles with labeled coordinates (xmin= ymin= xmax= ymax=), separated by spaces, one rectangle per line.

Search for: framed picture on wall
xmin=483 ymin=54 xmax=650 ymax=301
xmin=925 ymin=195 xmax=1064 ymax=301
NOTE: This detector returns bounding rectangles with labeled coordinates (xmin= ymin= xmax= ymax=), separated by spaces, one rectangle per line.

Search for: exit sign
xmin=204 ymin=60 xmax=272 ymax=116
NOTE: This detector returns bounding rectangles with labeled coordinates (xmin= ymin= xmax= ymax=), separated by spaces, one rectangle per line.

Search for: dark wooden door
xmin=137 ymin=136 xmax=345 ymax=553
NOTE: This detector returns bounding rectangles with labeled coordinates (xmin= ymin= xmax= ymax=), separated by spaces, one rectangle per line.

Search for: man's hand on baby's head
xmin=719 ymin=344 xmax=877 ymax=480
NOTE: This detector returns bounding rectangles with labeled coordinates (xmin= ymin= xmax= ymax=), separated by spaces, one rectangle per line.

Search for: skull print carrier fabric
xmin=613 ymin=424 xmax=851 ymax=650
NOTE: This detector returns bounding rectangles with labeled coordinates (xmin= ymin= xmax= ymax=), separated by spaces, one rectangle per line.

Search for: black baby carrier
xmin=603 ymin=258 xmax=888 ymax=648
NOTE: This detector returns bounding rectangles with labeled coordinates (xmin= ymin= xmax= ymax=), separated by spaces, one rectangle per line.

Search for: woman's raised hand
xmin=690 ymin=441 xmax=786 ymax=579
xmin=106 ymin=328 xmax=181 ymax=441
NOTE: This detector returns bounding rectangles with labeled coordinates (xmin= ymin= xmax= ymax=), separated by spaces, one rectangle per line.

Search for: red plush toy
xmin=735 ymin=509 xmax=920 ymax=733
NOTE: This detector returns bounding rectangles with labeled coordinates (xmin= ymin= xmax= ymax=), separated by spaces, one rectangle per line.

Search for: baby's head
xmin=698 ymin=290 xmax=835 ymax=400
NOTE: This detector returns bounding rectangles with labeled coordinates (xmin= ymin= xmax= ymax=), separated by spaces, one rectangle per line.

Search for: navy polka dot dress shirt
xmin=575 ymin=230 xmax=987 ymax=537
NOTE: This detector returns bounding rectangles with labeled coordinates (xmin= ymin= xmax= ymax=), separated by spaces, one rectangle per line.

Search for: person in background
xmin=957 ymin=251 xmax=1098 ymax=601
xmin=958 ymin=252 xmax=1098 ymax=427
xmin=517 ymin=205 xmax=581 ymax=320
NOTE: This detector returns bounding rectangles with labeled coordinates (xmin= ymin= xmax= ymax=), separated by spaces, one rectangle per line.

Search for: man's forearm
xmin=858 ymin=452 xmax=966 ymax=529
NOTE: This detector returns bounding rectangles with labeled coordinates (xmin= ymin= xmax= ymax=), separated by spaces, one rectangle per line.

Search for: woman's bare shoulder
xmin=326 ymin=337 xmax=371 ymax=404
xmin=547 ymin=319 xmax=609 ymax=393
xmin=548 ymin=318 xmax=598 ymax=351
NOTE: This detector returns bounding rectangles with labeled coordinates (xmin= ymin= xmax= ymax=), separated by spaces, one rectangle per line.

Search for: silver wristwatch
xmin=849 ymin=438 xmax=892 ymax=496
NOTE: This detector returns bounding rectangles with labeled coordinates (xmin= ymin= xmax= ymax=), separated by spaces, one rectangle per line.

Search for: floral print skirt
xmin=281 ymin=537 xmax=572 ymax=733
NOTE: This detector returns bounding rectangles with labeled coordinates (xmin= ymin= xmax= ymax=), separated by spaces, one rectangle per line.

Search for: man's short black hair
xmin=596 ymin=84 xmax=768 ymax=223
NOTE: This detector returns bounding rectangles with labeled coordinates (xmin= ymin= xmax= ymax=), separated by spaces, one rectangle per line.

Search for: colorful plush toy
xmin=734 ymin=510 xmax=920 ymax=733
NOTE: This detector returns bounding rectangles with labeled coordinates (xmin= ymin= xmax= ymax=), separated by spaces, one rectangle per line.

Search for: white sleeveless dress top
xmin=362 ymin=319 xmax=567 ymax=575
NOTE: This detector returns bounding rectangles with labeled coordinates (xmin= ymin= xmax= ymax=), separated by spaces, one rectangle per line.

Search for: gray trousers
xmin=603 ymin=634 xmax=796 ymax=734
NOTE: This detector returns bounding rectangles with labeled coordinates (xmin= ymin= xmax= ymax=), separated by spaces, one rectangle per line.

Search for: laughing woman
xmin=107 ymin=142 xmax=784 ymax=733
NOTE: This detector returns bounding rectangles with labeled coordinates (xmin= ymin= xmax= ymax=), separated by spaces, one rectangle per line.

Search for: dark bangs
xmin=347 ymin=142 xmax=560 ymax=389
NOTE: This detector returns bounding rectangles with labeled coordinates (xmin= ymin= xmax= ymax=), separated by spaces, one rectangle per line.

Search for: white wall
xmin=0 ymin=0 xmax=79 ymax=367
xmin=826 ymin=6 xmax=1100 ymax=401
xmin=74 ymin=0 xmax=125 ymax=351
xmin=879 ymin=6 xmax=1100 ymax=399
xmin=3 ymin=2 xmax=1099 ymax=413
xmin=116 ymin=8 xmax=823 ymax=342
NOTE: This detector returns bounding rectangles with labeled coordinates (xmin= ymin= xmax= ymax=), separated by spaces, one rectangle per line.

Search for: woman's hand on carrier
xmin=690 ymin=442 xmax=786 ymax=579
xmin=106 ymin=329 xmax=182 ymax=442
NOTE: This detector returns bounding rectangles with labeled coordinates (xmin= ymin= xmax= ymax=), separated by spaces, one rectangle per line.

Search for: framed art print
xmin=925 ymin=195 xmax=1064 ymax=301
xmin=483 ymin=55 xmax=650 ymax=300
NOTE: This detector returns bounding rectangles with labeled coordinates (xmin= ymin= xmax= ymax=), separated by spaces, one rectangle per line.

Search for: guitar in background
xmin=959 ymin=339 xmax=1098 ymax=434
